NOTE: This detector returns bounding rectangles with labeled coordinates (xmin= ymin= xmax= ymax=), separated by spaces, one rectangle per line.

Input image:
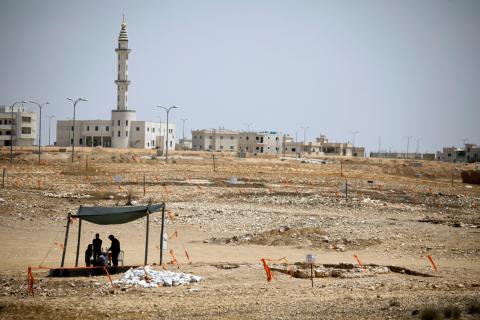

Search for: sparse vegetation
xmin=420 ymin=307 xmax=444 ymax=320
xmin=467 ymin=299 xmax=480 ymax=314
xmin=442 ymin=305 xmax=461 ymax=319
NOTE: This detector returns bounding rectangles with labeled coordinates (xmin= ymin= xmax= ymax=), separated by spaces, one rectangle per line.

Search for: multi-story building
xmin=191 ymin=129 xmax=238 ymax=152
xmin=56 ymin=18 xmax=175 ymax=150
xmin=0 ymin=105 xmax=37 ymax=147
xmin=238 ymin=131 xmax=282 ymax=155
xmin=283 ymin=135 xmax=362 ymax=157
xmin=437 ymin=144 xmax=479 ymax=163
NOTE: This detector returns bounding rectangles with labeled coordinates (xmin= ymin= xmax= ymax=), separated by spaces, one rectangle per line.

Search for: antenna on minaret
xmin=122 ymin=14 xmax=125 ymax=23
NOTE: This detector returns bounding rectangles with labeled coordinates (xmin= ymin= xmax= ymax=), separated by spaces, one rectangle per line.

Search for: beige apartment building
xmin=0 ymin=105 xmax=37 ymax=147
xmin=191 ymin=129 xmax=238 ymax=152
xmin=238 ymin=131 xmax=282 ymax=155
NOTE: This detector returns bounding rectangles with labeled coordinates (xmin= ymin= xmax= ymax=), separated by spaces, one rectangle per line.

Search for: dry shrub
xmin=420 ymin=307 xmax=444 ymax=320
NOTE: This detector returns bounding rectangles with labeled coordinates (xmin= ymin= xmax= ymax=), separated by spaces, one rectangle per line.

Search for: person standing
xmin=85 ymin=244 xmax=93 ymax=267
xmin=92 ymin=233 xmax=102 ymax=261
xmin=108 ymin=234 xmax=121 ymax=267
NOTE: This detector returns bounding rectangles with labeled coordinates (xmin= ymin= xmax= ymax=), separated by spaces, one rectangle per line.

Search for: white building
xmin=56 ymin=18 xmax=175 ymax=150
xmin=0 ymin=105 xmax=37 ymax=147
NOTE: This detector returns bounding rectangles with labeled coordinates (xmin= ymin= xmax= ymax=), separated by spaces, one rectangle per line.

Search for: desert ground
xmin=0 ymin=147 xmax=479 ymax=319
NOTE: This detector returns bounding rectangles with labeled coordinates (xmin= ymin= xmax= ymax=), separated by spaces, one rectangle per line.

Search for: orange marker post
xmin=427 ymin=255 xmax=438 ymax=272
xmin=353 ymin=254 xmax=366 ymax=272
xmin=261 ymin=258 xmax=274 ymax=282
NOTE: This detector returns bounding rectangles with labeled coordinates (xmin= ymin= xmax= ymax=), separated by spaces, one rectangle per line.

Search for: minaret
xmin=111 ymin=15 xmax=136 ymax=148
xmin=115 ymin=15 xmax=130 ymax=110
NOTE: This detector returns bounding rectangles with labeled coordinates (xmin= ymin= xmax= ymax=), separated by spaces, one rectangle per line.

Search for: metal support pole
xmin=2 ymin=168 xmax=5 ymax=189
xmin=75 ymin=218 xmax=82 ymax=267
xmin=38 ymin=106 xmax=42 ymax=164
xmin=310 ymin=263 xmax=314 ymax=288
xmin=60 ymin=212 xmax=71 ymax=267
xmin=340 ymin=161 xmax=343 ymax=177
xmin=143 ymin=174 xmax=146 ymax=196
xmin=145 ymin=211 xmax=150 ymax=265
xmin=345 ymin=179 xmax=348 ymax=202
xmin=159 ymin=206 xmax=165 ymax=265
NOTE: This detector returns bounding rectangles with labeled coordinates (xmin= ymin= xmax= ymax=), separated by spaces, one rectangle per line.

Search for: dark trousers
xmin=111 ymin=251 xmax=119 ymax=266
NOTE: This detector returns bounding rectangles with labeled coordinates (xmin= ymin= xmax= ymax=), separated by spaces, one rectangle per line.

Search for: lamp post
xmin=156 ymin=106 xmax=178 ymax=163
xmin=300 ymin=126 xmax=309 ymax=155
xmin=9 ymin=100 xmax=27 ymax=165
xmin=67 ymin=97 xmax=88 ymax=163
xmin=47 ymin=115 xmax=55 ymax=146
xmin=405 ymin=135 xmax=412 ymax=159
xmin=181 ymin=118 xmax=187 ymax=141
xmin=28 ymin=101 xmax=50 ymax=164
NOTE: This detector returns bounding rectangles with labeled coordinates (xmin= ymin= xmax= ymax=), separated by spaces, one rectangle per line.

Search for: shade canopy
xmin=75 ymin=204 xmax=164 ymax=225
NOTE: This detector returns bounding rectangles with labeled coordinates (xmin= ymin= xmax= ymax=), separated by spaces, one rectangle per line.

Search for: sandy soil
xmin=0 ymin=148 xmax=479 ymax=319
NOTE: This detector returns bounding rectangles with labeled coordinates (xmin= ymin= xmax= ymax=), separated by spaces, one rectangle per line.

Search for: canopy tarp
xmin=75 ymin=204 xmax=164 ymax=225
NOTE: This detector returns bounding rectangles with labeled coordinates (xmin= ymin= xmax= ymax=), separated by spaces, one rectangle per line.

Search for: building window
xmin=256 ymin=147 xmax=259 ymax=151
xmin=21 ymin=127 xmax=31 ymax=134
xmin=209 ymin=136 xmax=212 ymax=139
xmin=292 ymin=148 xmax=296 ymax=152
xmin=152 ymin=140 xmax=155 ymax=146
xmin=71 ymin=138 xmax=74 ymax=145
xmin=118 ymin=131 xmax=120 ymax=137
xmin=95 ymin=126 xmax=98 ymax=131
xmin=87 ymin=126 xmax=90 ymax=131
xmin=147 ymin=127 xmax=150 ymax=132
xmin=169 ymin=129 xmax=173 ymax=133
xmin=246 ymin=147 xmax=249 ymax=151
xmin=230 ymin=136 xmax=234 ymax=140
xmin=246 ymin=136 xmax=249 ymax=140
xmin=79 ymin=138 xmax=82 ymax=144
xmin=230 ymin=146 xmax=234 ymax=150
xmin=136 ymin=127 xmax=140 ymax=131
xmin=276 ymin=137 xmax=279 ymax=141
xmin=106 ymin=126 xmax=109 ymax=131
xmin=147 ymin=142 xmax=150 ymax=147
xmin=117 ymin=120 xmax=120 ymax=126
xmin=22 ymin=117 xmax=31 ymax=122
xmin=71 ymin=126 xmax=74 ymax=131
xmin=194 ymin=136 xmax=196 ymax=139
xmin=220 ymin=145 xmax=224 ymax=149
xmin=153 ymin=128 xmax=155 ymax=133
xmin=126 ymin=120 xmax=128 ymax=126
xmin=256 ymin=137 xmax=259 ymax=141
xmin=220 ymin=136 xmax=224 ymax=139
xmin=125 ymin=131 xmax=128 ymax=137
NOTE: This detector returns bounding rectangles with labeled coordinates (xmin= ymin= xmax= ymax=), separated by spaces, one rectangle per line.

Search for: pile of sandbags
xmin=113 ymin=266 xmax=201 ymax=288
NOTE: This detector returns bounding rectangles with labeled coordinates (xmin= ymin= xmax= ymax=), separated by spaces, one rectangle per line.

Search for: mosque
xmin=56 ymin=18 xmax=175 ymax=150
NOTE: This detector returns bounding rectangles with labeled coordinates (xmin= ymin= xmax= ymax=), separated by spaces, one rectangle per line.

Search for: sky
xmin=0 ymin=0 xmax=479 ymax=153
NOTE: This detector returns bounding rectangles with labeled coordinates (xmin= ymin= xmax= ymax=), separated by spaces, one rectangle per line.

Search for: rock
xmin=457 ymin=283 xmax=465 ymax=288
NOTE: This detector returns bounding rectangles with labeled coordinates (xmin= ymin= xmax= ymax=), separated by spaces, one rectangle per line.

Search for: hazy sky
xmin=1 ymin=0 xmax=479 ymax=153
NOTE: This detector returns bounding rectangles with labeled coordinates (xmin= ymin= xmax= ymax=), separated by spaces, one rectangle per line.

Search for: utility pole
xmin=300 ymin=126 xmax=308 ymax=155
xmin=156 ymin=106 xmax=178 ymax=163
xmin=9 ymin=101 xmax=27 ymax=165
xmin=405 ymin=136 xmax=412 ymax=159
xmin=415 ymin=138 xmax=421 ymax=156
xmin=48 ymin=115 xmax=55 ymax=146
xmin=181 ymin=118 xmax=187 ymax=140
xmin=28 ymin=101 xmax=50 ymax=164
xmin=67 ymin=97 xmax=88 ymax=163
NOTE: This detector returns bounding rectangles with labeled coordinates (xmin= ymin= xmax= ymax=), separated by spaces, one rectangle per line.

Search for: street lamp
xmin=156 ymin=106 xmax=178 ymax=163
xmin=9 ymin=100 xmax=27 ymax=165
xmin=405 ymin=135 xmax=412 ymax=159
xmin=300 ymin=126 xmax=309 ymax=155
xmin=67 ymin=97 xmax=88 ymax=163
xmin=47 ymin=115 xmax=55 ymax=146
xmin=181 ymin=118 xmax=187 ymax=141
xmin=28 ymin=100 xmax=50 ymax=164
